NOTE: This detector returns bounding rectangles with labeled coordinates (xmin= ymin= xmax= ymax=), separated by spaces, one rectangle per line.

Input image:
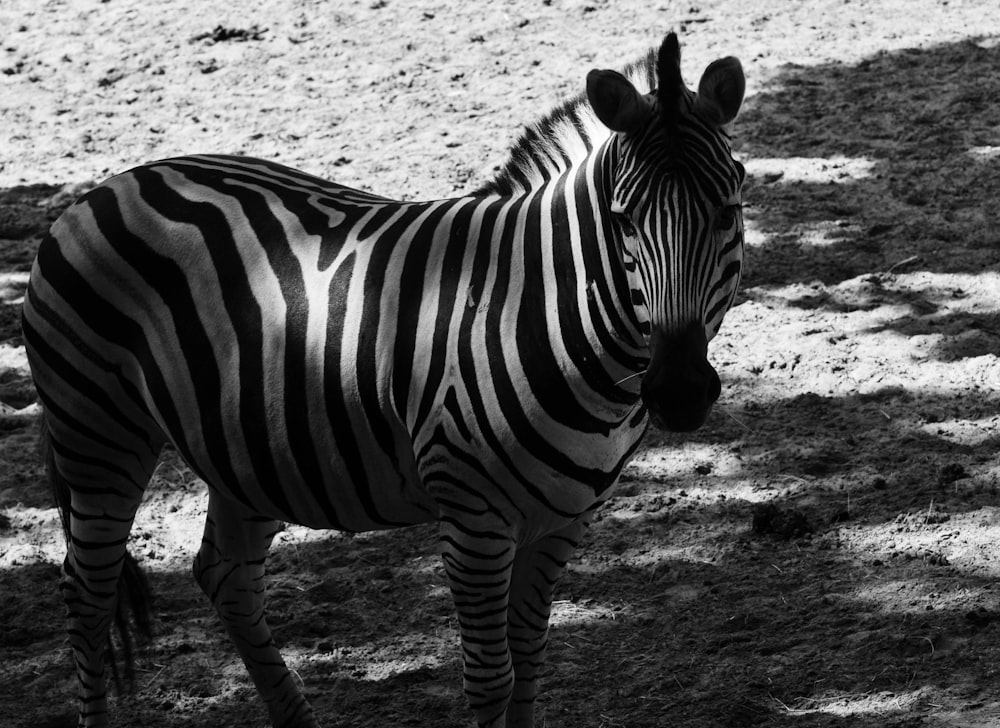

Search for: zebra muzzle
xmin=641 ymin=323 xmax=721 ymax=432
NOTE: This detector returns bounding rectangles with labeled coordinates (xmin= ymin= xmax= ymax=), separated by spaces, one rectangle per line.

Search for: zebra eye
xmin=615 ymin=213 xmax=637 ymax=238
xmin=717 ymin=206 xmax=738 ymax=230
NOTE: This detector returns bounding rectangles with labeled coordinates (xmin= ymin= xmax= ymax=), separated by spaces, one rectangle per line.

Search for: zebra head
xmin=587 ymin=33 xmax=746 ymax=432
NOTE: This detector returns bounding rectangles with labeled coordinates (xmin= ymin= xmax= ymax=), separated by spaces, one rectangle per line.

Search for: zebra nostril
xmin=640 ymin=354 xmax=720 ymax=432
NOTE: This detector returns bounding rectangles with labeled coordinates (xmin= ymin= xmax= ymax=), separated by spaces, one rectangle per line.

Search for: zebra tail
xmin=42 ymin=414 xmax=155 ymax=695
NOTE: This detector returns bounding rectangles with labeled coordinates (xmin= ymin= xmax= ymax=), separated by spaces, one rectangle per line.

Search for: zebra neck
xmin=568 ymin=139 xmax=650 ymax=358
xmin=477 ymin=139 xmax=652 ymax=410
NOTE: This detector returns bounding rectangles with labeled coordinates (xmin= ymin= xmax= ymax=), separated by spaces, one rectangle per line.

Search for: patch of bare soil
xmin=1 ymin=1 xmax=999 ymax=727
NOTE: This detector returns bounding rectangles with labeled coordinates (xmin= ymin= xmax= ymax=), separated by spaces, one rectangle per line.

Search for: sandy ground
xmin=1 ymin=1 xmax=999 ymax=726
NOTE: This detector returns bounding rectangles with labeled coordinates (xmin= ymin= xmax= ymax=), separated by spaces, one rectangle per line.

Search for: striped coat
xmin=24 ymin=32 xmax=745 ymax=728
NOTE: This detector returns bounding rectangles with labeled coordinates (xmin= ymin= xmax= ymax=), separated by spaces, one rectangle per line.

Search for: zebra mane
xmin=474 ymin=50 xmax=657 ymax=197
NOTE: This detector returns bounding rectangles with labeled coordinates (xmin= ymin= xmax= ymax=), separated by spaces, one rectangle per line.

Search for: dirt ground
xmin=2 ymin=1 xmax=999 ymax=726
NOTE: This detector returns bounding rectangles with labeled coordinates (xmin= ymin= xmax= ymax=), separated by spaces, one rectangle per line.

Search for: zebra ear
xmin=586 ymin=69 xmax=652 ymax=134
xmin=694 ymin=56 xmax=745 ymax=126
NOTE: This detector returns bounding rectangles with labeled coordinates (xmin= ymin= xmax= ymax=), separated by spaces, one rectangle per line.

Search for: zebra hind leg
xmin=46 ymin=423 xmax=159 ymax=728
xmin=505 ymin=519 xmax=591 ymax=728
xmin=193 ymin=492 xmax=318 ymax=728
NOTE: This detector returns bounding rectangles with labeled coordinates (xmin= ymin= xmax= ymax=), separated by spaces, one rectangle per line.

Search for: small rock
xmin=939 ymin=463 xmax=969 ymax=486
xmin=751 ymin=503 xmax=813 ymax=538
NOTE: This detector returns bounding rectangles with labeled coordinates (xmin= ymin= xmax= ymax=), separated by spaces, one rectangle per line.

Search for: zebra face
xmin=588 ymin=33 xmax=746 ymax=431
xmin=621 ymin=119 xmax=745 ymax=432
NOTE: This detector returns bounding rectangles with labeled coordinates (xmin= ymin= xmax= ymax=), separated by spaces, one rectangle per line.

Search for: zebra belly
xmin=150 ymin=372 xmax=440 ymax=532
xmin=185 ymin=447 xmax=441 ymax=533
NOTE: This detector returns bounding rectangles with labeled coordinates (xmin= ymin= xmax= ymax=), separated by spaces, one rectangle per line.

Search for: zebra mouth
xmin=641 ymin=324 xmax=721 ymax=432
xmin=642 ymin=375 xmax=720 ymax=432
xmin=644 ymin=395 xmax=718 ymax=432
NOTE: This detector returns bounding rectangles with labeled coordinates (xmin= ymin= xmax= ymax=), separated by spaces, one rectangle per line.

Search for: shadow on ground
xmin=734 ymin=38 xmax=1000 ymax=290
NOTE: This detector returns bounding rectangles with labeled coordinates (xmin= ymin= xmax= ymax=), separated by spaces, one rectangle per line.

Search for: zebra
xmin=22 ymin=31 xmax=745 ymax=728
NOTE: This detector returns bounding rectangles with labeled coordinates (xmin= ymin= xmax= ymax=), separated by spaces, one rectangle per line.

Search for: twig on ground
xmin=884 ymin=255 xmax=922 ymax=274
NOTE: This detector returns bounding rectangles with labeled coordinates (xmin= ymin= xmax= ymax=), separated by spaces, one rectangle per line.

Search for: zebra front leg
xmin=505 ymin=518 xmax=591 ymax=728
xmin=193 ymin=493 xmax=318 ymax=728
xmin=439 ymin=516 xmax=517 ymax=728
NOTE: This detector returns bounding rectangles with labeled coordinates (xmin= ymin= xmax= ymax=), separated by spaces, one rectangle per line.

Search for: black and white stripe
xmin=24 ymin=32 xmax=745 ymax=728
